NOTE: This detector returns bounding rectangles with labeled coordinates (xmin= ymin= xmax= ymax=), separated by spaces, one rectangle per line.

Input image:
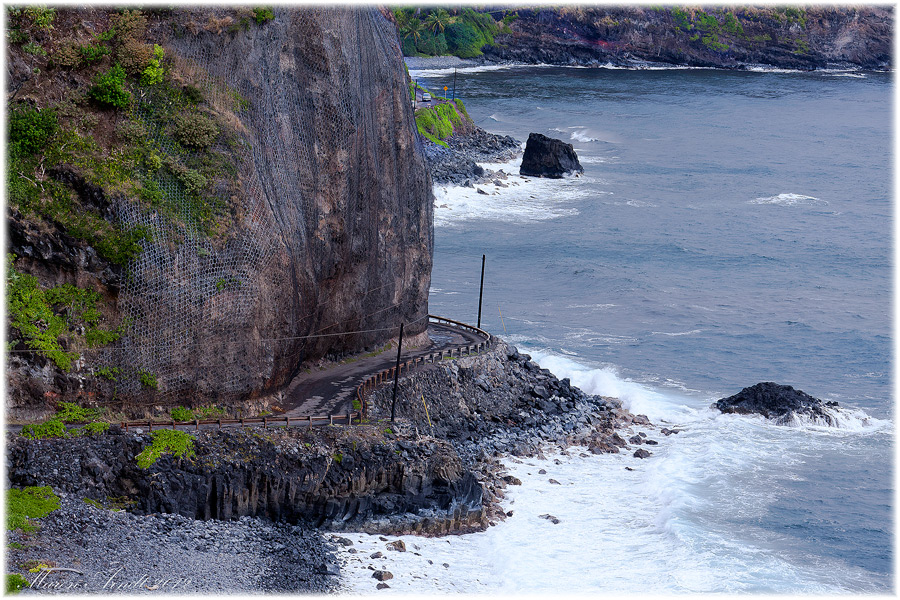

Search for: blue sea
xmin=339 ymin=65 xmax=894 ymax=594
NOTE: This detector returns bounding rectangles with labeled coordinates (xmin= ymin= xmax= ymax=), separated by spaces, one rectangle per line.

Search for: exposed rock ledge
xmin=7 ymin=425 xmax=483 ymax=537
xmin=422 ymin=127 xmax=522 ymax=187
xmin=714 ymin=381 xmax=840 ymax=426
xmin=7 ymin=338 xmax=657 ymax=538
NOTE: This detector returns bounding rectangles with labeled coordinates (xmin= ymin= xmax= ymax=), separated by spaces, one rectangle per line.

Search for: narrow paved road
xmin=6 ymin=322 xmax=487 ymax=433
xmin=413 ymin=87 xmax=453 ymax=109
xmin=280 ymin=322 xmax=483 ymax=418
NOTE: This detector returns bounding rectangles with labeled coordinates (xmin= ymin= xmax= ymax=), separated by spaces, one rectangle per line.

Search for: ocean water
xmin=338 ymin=66 xmax=893 ymax=594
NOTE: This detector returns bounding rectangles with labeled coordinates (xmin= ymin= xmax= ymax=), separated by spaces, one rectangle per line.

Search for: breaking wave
xmin=750 ymin=193 xmax=827 ymax=206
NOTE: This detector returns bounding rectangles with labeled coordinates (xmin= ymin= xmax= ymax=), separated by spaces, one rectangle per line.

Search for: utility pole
xmin=414 ymin=79 xmax=417 ymax=109
xmin=390 ymin=322 xmax=404 ymax=423
xmin=452 ymin=68 xmax=457 ymax=101
xmin=477 ymin=254 xmax=485 ymax=329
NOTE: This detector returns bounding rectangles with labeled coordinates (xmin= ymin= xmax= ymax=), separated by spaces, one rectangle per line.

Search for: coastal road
xmin=413 ymin=87 xmax=453 ymax=108
xmin=280 ymin=322 xmax=484 ymax=418
xmin=5 ymin=321 xmax=488 ymax=434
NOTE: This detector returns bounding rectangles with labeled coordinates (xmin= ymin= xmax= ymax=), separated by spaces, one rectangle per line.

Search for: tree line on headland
xmin=392 ymin=5 xmax=892 ymax=70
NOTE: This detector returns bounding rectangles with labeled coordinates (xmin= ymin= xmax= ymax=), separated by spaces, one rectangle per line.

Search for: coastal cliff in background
xmin=6 ymin=7 xmax=432 ymax=419
xmin=395 ymin=6 xmax=892 ymax=70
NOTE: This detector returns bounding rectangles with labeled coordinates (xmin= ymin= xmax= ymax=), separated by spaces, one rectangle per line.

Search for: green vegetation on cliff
xmin=395 ymin=7 xmax=514 ymax=58
xmin=18 ymin=401 xmax=110 ymax=439
xmin=6 ymin=7 xmax=243 ymax=255
xmin=6 ymin=255 xmax=126 ymax=371
xmin=136 ymin=429 xmax=196 ymax=468
xmin=6 ymin=486 xmax=60 ymax=533
xmin=414 ymin=97 xmax=470 ymax=147
xmin=391 ymin=5 xmax=847 ymax=66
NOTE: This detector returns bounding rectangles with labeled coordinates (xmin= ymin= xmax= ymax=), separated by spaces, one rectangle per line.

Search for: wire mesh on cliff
xmin=105 ymin=8 xmax=432 ymax=407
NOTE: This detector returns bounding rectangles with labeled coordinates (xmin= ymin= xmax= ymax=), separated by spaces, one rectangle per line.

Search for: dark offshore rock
xmin=539 ymin=514 xmax=561 ymax=525
xmin=519 ymin=133 xmax=584 ymax=178
xmin=633 ymin=449 xmax=652 ymax=459
xmin=6 ymin=428 xmax=483 ymax=530
xmin=715 ymin=382 xmax=840 ymax=426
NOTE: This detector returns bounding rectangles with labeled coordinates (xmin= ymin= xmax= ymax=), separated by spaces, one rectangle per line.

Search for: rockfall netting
xmin=103 ymin=7 xmax=432 ymax=408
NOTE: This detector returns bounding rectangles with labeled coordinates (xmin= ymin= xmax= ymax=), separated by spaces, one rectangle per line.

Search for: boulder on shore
xmin=714 ymin=382 xmax=840 ymax=426
xmin=519 ymin=133 xmax=583 ymax=178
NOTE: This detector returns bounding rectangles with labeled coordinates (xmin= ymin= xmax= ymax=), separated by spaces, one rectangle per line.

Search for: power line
xmin=6 ymin=314 xmax=430 ymax=354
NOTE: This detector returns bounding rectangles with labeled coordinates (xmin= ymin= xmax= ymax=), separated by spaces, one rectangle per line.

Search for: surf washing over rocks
xmin=418 ymin=59 xmax=891 ymax=593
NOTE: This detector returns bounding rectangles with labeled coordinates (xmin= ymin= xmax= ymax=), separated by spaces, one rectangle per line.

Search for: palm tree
xmin=393 ymin=8 xmax=410 ymax=31
xmin=424 ymin=9 xmax=450 ymax=34
xmin=403 ymin=17 xmax=424 ymax=45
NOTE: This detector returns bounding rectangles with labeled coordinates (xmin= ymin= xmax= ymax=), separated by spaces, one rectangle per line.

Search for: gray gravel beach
xmin=6 ymin=494 xmax=340 ymax=594
xmin=404 ymin=56 xmax=485 ymax=71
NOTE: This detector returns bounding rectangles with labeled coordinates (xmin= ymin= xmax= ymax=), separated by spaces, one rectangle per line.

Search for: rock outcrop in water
xmin=519 ymin=133 xmax=584 ymax=178
xmin=715 ymin=382 xmax=840 ymax=426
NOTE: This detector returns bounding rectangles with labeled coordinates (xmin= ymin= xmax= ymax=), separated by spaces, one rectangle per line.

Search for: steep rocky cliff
xmin=7 ymin=427 xmax=483 ymax=532
xmin=479 ymin=6 xmax=892 ymax=70
xmin=6 ymin=7 xmax=432 ymax=418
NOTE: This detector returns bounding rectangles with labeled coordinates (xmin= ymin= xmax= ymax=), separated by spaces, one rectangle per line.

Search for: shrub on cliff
xmin=172 ymin=112 xmax=219 ymax=149
xmin=52 ymin=41 xmax=82 ymax=68
xmin=89 ymin=63 xmax=131 ymax=109
xmin=117 ymin=38 xmax=153 ymax=75
xmin=20 ymin=418 xmax=68 ymax=440
xmin=416 ymin=31 xmax=448 ymax=56
xmin=171 ymin=406 xmax=196 ymax=421
xmin=8 ymin=105 xmax=57 ymax=158
xmin=7 ymin=256 xmax=126 ymax=371
xmin=140 ymin=44 xmax=165 ymax=86
xmin=136 ymin=429 xmax=196 ymax=468
xmin=415 ymin=100 xmax=469 ymax=147
xmin=401 ymin=37 xmax=416 ymax=56
xmin=253 ymin=7 xmax=274 ymax=24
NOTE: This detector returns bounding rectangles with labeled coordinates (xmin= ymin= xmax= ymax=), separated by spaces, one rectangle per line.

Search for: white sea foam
xmin=743 ymin=65 xmax=805 ymax=74
xmin=750 ymin=193 xmax=828 ymax=206
xmin=577 ymin=155 xmax=616 ymax=165
xmin=564 ymin=303 xmax=617 ymax=310
xmin=408 ymin=63 xmax=523 ymax=78
xmin=411 ymin=62 xmax=868 ymax=80
xmin=773 ymin=405 xmax=889 ymax=433
xmin=433 ymin=152 xmax=599 ymax=226
xmin=825 ymin=72 xmax=867 ymax=79
xmin=570 ymin=130 xmax=598 ymax=143
xmin=651 ymin=328 xmax=704 ymax=337
xmin=334 ymin=349 xmax=888 ymax=594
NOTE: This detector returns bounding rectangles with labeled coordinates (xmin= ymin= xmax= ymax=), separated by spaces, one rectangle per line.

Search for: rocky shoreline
xmin=365 ymin=340 xmax=662 ymax=529
xmin=421 ymin=126 xmax=521 ymax=187
xmin=405 ymin=5 xmax=892 ymax=72
xmin=6 ymin=338 xmax=659 ymax=593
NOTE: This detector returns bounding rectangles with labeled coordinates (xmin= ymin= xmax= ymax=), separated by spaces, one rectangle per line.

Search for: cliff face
xmin=6 ymin=7 xmax=432 ymax=418
xmin=482 ymin=6 xmax=892 ymax=70
xmin=7 ymin=427 xmax=483 ymax=532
